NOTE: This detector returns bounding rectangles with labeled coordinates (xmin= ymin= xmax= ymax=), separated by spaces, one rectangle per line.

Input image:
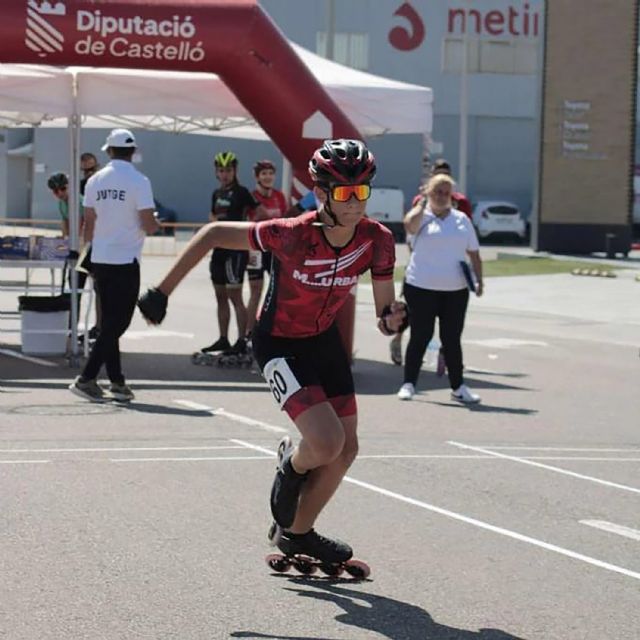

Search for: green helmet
xmin=214 ymin=151 xmax=238 ymax=168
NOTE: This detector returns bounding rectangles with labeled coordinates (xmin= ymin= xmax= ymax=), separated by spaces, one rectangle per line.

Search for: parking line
xmin=0 ymin=460 xmax=50 ymax=465
xmin=448 ymin=441 xmax=640 ymax=495
xmin=111 ymin=455 xmax=272 ymax=463
xmin=483 ymin=447 xmax=640 ymax=453
xmin=0 ymin=349 xmax=57 ymax=367
xmin=232 ymin=439 xmax=640 ymax=582
xmin=580 ymin=520 xmax=640 ymax=542
xmin=173 ymin=400 xmax=287 ymax=433
xmin=0 ymin=446 xmax=244 ymax=453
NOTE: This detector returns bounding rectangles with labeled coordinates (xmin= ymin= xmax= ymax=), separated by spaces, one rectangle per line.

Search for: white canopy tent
xmin=0 ymin=44 xmax=433 ymax=360
xmin=0 ymin=44 xmax=432 ymax=137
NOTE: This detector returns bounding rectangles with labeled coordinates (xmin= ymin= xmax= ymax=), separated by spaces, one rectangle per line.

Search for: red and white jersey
xmin=248 ymin=212 xmax=395 ymax=338
xmin=251 ymin=188 xmax=287 ymax=221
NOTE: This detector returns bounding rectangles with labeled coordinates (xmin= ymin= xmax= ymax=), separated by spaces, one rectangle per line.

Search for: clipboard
xmin=459 ymin=261 xmax=476 ymax=293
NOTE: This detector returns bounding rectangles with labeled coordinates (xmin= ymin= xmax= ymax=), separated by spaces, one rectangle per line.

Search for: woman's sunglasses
xmin=330 ymin=184 xmax=371 ymax=202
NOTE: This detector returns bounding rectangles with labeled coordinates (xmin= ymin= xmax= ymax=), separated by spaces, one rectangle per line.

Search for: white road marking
xmin=7 ymin=378 xmax=265 ymax=388
xmin=0 ymin=348 xmax=57 ymax=367
xmin=465 ymin=338 xmax=549 ymax=349
xmin=122 ymin=329 xmax=194 ymax=340
xmin=0 ymin=446 xmax=244 ymax=453
xmin=2 ymin=448 xmax=638 ymax=462
xmin=0 ymin=459 xmax=49 ymax=465
xmin=173 ymin=400 xmax=287 ymax=433
xmin=580 ymin=520 xmax=640 ymax=542
xmin=232 ymin=439 xmax=640 ymax=582
xmin=448 ymin=441 xmax=640 ymax=495
xmin=484 ymin=446 xmax=640 ymax=452
xmin=111 ymin=455 xmax=272 ymax=463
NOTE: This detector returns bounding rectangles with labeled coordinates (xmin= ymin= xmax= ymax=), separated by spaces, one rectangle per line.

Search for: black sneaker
xmin=278 ymin=529 xmax=353 ymax=564
xmin=201 ymin=336 xmax=231 ymax=353
xmin=270 ymin=436 xmax=308 ymax=529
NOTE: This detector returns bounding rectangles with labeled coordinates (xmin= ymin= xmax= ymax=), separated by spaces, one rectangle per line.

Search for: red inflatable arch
xmin=0 ymin=0 xmax=361 ymax=185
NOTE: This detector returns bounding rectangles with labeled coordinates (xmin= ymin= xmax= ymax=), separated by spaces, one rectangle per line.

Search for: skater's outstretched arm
xmin=138 ymin=221 xmax=253 ymax=324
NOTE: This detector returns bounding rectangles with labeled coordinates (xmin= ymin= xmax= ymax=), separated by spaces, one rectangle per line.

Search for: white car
xmin=471 ymin=200 xmax=527 ymax=241
xmin=367 ymin=187 xmax=406 ymax=241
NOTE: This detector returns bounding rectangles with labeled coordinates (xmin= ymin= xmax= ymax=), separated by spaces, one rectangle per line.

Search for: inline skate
xmin=265 ymin=527 xmax=370 ymax=579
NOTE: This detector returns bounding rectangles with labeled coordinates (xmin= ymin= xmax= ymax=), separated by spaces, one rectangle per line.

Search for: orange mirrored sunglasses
xmin=331 ymin=184 xmax=371 ymax=202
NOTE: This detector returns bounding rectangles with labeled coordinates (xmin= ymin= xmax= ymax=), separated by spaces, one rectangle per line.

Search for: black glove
xmin=137 ymin=287 xmax=168 ymax=325
xmin=380 ymin=301 xmax=409 ymax=335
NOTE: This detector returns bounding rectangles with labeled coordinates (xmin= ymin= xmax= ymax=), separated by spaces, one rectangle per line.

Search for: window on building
xmin=316 ymin=32 xmax=369 ymax=70
xmin=442 ymin=37 xmax=538 ymax=75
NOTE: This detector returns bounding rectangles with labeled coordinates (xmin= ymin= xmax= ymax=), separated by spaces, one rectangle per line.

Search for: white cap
xmin=101 ymin=128 xmax=136 ymax=151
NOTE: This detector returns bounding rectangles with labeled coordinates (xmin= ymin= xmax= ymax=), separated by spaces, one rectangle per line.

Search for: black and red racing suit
xmin=248 ymin=211 xmax=396 ymax=419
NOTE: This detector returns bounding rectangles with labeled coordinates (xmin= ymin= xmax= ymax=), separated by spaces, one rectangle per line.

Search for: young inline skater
xmin=137 ymin=139 xmax=407 ymax=567
xmin=200 ymin=151 xmax=261 ymax=360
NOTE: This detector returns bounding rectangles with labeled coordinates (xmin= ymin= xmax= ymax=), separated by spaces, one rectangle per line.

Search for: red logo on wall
xmin=388 ymin=2 xmax=425 ymax=51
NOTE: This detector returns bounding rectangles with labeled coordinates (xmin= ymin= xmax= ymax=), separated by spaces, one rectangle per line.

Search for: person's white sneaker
xmin=397 ymin=382 xmax=415 ymax=400
xmin=451 ymin=384 xmax=481 ymax=404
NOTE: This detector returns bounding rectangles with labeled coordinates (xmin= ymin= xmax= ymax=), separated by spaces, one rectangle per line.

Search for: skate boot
xmin=270 ymin=435 xmax=308 ymax=529
xmin=278 ymin=529 xmax=352 ymax=564
xmin=217 ymin=337 xmax=252 ymax=367
xmin=192 ymin=336 xmax=231 ymax=365
xmin=265 ymin=529 xmax=370 ymax=578
xmin=201 ymin=336 xmax=231 ymax=353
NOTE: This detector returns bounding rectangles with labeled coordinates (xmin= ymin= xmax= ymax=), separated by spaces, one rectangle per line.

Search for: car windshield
xmin=487 ymin=205 xmax=519 ymax=215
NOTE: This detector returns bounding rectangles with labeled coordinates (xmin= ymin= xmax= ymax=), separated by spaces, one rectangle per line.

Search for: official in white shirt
xmin=397 ymin=173 xmax=483 ymax=403
xmin=69 ymin=128 xmax=160 ymax=402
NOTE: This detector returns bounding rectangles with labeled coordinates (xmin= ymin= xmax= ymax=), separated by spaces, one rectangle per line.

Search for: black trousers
xmin=403 ymin=282 xmax=469 ymax=390
xmin=81 ymin=260 xmax=140 ymax=384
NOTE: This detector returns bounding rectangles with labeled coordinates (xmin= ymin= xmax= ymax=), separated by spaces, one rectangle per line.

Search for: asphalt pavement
xmin=1 ymin=245 xmax=639 ymax=639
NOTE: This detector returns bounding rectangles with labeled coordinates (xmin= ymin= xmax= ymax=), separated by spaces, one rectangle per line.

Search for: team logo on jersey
xmin=26 ymin=0 xmax=65 ymax=58
xmin=293 ymin=241 xmax=371 ymax=287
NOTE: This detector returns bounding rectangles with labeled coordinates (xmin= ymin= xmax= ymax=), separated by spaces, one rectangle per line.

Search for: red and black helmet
xmin=308 ymin=139 xmax=376 ymax=186
xmin=253 ymin=159 xmax=276 ymax=176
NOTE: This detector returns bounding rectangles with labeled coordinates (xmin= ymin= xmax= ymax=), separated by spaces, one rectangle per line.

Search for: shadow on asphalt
xmin=426 ymin=401 xmax=538 ymax=416
xmin=0 ymin=349 xmax=263 ymax=388
xmin=232 ymin=580 xmax=527 ymax=639
xmin=354 ymin=358 xmax=533 ymax=397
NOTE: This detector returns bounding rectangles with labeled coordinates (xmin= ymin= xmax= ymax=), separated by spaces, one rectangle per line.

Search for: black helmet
xmin=47 ymin=172 xmax=68 ymax=191
xmin=308 ymin=139 xmax=376 ymax=186
xmin=214 ymin=151 xmax=238 ymax=168
xmin=253 ymin=159 xmax=276 ymax=176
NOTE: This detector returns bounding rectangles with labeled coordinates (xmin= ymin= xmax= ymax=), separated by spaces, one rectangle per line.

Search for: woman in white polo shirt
xmin=397 ymin=173 xmax=483 ymax=403
xmin=69 ymin=129 xmax=159 ymax=402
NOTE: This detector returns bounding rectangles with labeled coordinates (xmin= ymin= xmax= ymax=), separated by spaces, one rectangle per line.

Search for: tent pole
xmin=67 ymin=109 xmax=80 ymax=366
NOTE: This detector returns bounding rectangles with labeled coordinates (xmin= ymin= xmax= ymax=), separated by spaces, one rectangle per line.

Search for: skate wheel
xmin=191 ymin=353 xmax=202 ymax=364
xmin=265 ymin=553 xmax=291 ymax=573
xmin=292 ymin=556 xmax=317 ymax=575
xmin=319 ymin=563 xmax=344 ymax=577
xmin=344 ymin=560 xmax=370 ymax=579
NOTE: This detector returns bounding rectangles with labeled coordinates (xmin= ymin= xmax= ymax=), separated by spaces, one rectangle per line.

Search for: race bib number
xmin=248 ymin=250 xmax=262 ymax=269
xmin=263 ymin=357 xmax=301 ymax=408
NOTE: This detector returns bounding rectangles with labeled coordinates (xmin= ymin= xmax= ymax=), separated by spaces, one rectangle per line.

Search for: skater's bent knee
xmin=305 ymin=430 xmax=345 ymax=466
